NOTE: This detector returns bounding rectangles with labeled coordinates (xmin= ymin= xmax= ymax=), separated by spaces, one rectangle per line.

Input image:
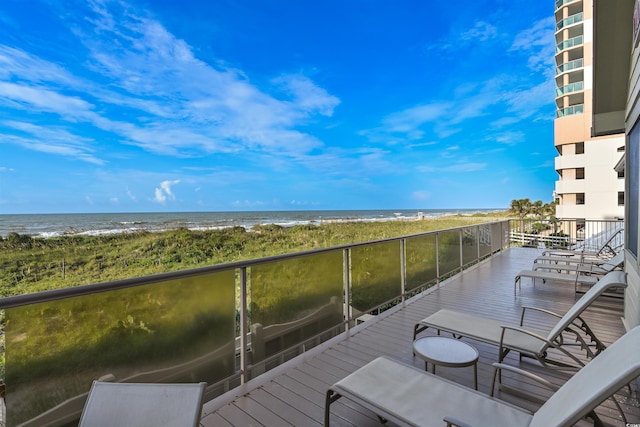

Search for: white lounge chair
xmin=325 ymin=325 xmax=640 ymax=427
xmin=414 ymin=271 xmax=627 ymax=368
xmin=514 ymin=269 xmax=598 ymax=293
xmin=78 ymin=381 xmax=207 ymax=427
xmin=532 ymin=250 xmax=621 ymax=268
xmin=541 ymin=227 xmax=623 ymax=259
xmin=531 ymin=252 xmax=624 ymax=275
xmin=513 ymin=254 xmax=623 ymax=294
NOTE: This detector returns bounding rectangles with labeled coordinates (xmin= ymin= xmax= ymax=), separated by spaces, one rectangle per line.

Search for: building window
xmin=575 ymin=142 xmax=584 ymax=154
xmin=618 ymin=191 xmax=625 ymax=206
xmin=576 ymin=168 xmax=585 ymax=179
xmin=576 ymin=193 xmax=585 ymax=205
xmin=618 ymin=170 xmax=625 ymax=178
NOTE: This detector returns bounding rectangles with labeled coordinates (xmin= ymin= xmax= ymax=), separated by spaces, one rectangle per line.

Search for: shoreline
xmin=1 ymin=209 xmax=507 ymax=239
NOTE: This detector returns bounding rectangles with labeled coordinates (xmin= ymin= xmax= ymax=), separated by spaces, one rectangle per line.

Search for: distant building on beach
xmin=553 ymin=0 xmax=631 ymax=226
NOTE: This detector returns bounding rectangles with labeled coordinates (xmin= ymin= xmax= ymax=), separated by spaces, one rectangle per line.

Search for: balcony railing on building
xmin=555 ymin=0 xmax=580 ymax=9
xmin=556 ymin=58 xmax=583 ymax=75
xmin=0 ymin=218 xmax=623 ymax=426
xmin=556 ymin=81 xmax=584 ymax=97
xmin=557 ymin=103 xmax=584 ymax=117
xmin=556 ymin=12 xmax=584 ymax=31
xmin=556 ymin=35 xmax=583 ymax=53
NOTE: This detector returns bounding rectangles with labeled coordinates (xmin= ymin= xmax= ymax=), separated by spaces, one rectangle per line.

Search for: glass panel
xmin=491 ymin=222 xmax=504 ymax=252
xmin=438 ymin=230 xmax=461 ymax=277
xmin=479 ymin=224 xmax=492 ymax=257
xmin=405 ymin=234 xmax=437 ymax=291
xmin=462 ymin=227 xmax=478 ymax=265
xmin=249 ymin=251 xmax=344 ymax=367
xmin=350 ymin=241 xmax=401 ymax=314
xmin=5 ymin=269 xmax=236 ymax=426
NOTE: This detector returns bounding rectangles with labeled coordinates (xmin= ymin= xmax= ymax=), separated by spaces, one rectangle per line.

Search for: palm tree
xmin=509 ymin=198 xmax=531 ymax=231
xmin=530 ymin=200 xmax=544 ymax=221
xmin=543 ymin=201 xmax=560 ymax=233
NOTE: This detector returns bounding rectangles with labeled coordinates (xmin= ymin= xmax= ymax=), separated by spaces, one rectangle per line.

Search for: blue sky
xmin=0 ymin=0 xmax=557 ymax=214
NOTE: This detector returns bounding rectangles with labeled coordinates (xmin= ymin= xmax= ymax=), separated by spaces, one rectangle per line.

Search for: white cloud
xmin=460 ymin=21 xmax=498 ymax=42
xmin=126 ymin=186 xmax=137 ymax=201
xmin=0 ymin=2 xmax=341 ymax=162
xmin=0 ymin=120 xmax=104 ymax=164
xmin=494 ymin=131 xmax=525 ymax=146
xmin=0 ymin=82 xmax=95 ymax=118
xmin=273 ymin=74 xmax=340 ymax=116
xmin=231 ymin=199 xmax=267 ymax=208
xmin=154 ymin=179 xmax=180 ymax=204
xmin=418 ymin=162 xmax=487 ymax=173
xmin=509 ymin=17 xmax=555 ymax=74
xmin=411 ymin=190 xmax=431 ymax=201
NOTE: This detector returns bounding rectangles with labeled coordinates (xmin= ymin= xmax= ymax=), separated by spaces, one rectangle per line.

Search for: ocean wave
xmin=0 ymin=209 xmax=504 ymax=238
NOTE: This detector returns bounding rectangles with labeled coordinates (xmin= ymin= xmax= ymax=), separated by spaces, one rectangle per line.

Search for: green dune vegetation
xmin=3 ymin=212 xmax=516 ymax=424
xmin=0 ymin=212 xmax=509 ymax=298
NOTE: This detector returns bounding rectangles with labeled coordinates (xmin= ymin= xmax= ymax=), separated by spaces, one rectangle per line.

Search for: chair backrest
xmin=599 ymin=252 xmax=624 ymax=271
xmin=78 ymin=381 xmax=207 ymax=427
xmin=545 ymin=270 xmax=627 ymax=342
xmin=530 ymin=325 xmax=640 ymax=427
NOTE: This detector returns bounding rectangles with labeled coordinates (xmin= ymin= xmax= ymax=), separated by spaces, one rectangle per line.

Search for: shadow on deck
xmin=200 ymin=247 xmax=639 ymax=426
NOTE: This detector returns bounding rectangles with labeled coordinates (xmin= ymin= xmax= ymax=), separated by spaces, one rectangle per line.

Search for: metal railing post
xmin=400 ymin=239 xmax=406 ymax=302
xmin=476 ymin=225 xmax=480 ymax=261
xmin=343 ymin=248 xmax=351 ymax=331
xmin=436 ymin=233 xmax=441 ymax=285
xmin=458 ymin=229 xmax=463 ymax=273
xmin=239 ymin=267 xmax=248 ymax=385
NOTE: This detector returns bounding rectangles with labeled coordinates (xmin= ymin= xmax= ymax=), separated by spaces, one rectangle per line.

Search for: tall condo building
xmin=553 ymin=0 xmax=631 ymax=224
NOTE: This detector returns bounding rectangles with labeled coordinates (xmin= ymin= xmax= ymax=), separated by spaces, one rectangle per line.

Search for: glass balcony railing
xmin=556 ymin=103 xmax=584 ymax=117
xmin=556 ymin=12 xmax=584 ymax=31
xmin=555 ymin=0 xmax=579 ymax=10
xmin=556 ymin=58 xmax=584 ymax=75
xmin=0 ymin=221 xmax=512 ymax=426
xmin=556 ymin=81 xmax=584 ymax=97
xmin=556 ymin=35 xmax=583 ymax=53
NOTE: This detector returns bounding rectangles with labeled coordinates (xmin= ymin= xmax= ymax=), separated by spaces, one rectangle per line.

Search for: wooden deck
xmin=200 ymin=247 xmax=639 ymax=426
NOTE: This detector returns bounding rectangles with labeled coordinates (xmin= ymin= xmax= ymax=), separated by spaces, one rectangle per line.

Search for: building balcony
xmin=556 ymin=12 xmax=584 ymax=32
xmin=556 ymin=103 xmax=584 ymax=118
xmin=556 ymin=81 xmax=584 ymax=97
xmin=555 ymin=178 xmax=587 ymax=195
xmin=556 ymin=35 xmax=583 ymax=53
xmin=1 ymin=220 xmax=636 ymax=426
xmin=556 ymin=58 xmax=584 ymax=76
xmin=555 ymin=0 xmax=581 ymax=10
xmin=555 ymin=153 xmax=586 ymax=170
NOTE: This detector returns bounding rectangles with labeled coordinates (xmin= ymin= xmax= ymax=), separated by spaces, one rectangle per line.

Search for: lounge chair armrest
xmin=519 ymin=306 xmax=562 ymax=326
xmin=491 ymin=363 xmax=559 ymax=392
xmin=499 ymin=325 xmax=554 ymax=348
xmin=443 ymin=416 xmax=474 ymax=427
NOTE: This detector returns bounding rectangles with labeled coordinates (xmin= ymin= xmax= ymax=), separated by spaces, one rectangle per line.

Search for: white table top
xmin=413 ymin=336 xmax=479 ymax=367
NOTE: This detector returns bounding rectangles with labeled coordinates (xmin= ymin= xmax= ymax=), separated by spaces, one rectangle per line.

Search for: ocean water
xmin=0 ymin=209 xmax=501 ymax=238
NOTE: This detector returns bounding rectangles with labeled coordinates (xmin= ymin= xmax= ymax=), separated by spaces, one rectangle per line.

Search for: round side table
xmin=412 ymin=336 xmax=479 ymax=390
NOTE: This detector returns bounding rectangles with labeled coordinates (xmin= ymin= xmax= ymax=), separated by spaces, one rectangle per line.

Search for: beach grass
xmin=0 ymin=212 xmax=509 ymax=297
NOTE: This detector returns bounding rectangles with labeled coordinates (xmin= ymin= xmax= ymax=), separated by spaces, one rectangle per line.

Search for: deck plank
xmin=201 ymin=248 xmax=639 ymax=426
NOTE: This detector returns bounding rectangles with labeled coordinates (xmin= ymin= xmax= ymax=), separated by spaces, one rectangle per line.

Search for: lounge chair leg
xmin=325 ymin=389 xmax=342 ymax=427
